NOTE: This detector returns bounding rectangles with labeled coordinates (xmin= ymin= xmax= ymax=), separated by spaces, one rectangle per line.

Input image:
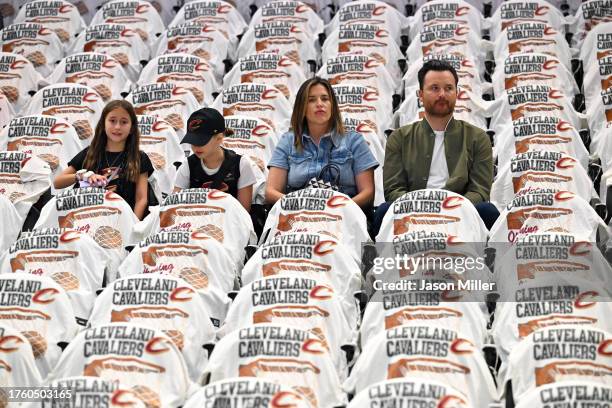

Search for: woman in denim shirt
xmin=266 ymin=77 xmax=378 ymax=209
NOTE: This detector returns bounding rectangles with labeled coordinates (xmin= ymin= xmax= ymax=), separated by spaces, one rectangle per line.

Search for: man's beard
xmin=425 ymin=99 xmax=455 ymax=117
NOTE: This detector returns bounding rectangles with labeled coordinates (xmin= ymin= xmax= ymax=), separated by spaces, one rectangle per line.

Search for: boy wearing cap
xmin=174 ymin=108 xmax=257 ymax=211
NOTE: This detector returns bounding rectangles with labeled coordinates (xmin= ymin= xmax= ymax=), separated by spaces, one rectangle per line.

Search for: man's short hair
xmin=417 ymin=60 xmax=459 ymax=90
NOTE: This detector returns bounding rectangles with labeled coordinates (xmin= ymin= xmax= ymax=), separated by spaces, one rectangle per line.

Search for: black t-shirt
xmin=68 ymin=148 xmax=154 ymax=209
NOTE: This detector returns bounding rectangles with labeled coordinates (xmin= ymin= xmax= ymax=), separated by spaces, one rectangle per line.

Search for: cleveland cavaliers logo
xmin=188 ymin=119 xmax=203 ymax=131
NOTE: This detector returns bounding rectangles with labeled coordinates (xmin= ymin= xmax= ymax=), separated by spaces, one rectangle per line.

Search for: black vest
xmin=188 ymin=148 xmax=241 ymax=197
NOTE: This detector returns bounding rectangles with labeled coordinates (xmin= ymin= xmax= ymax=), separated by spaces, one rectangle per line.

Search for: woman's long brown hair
xmin=83 ymin=99 xmax=141 ymax=183
xmin=291 ymin=77 xmax=344 ymax=151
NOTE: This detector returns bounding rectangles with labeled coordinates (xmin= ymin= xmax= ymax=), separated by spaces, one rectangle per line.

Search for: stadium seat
xmin=47 ymin=322 xmax=193 ymax=407
xmin=134 ymin=188 xmax=257 ymax=270
xmin=0 ymin=274 xmax=78 ymax=378
xmin=219 ymin=274 xmax=358 ymax=377
xmin=89 ymin=274 xmax=216 ymax=382
xmin=35 ymin=187 xmax=139 ymax=281
xmin=0 ymin=227 xmax=107 ymax=327
xmin=0 ymin=323 xmax=42 ymax=388
xmin=21 ymin=82 xmax=105 ymax=144
xmin=344 ymin=323 xmax=498 ymax=407
xmin=0 ymin=114 xmax=83 ymax=182
xmin=204 ymin=323 xmax=347 ymax=408
xmin=0 ymin=151 xmax=52 ymax=219
xmin=184 ymin=377 xmax=312 ymax=408
xmin=138 ymin=53 xmax=221 ymax=106
xmin=45 ymin=52 xmax=133 ymax=103
xmin=0 ymin=22 xmax=65 ymax=77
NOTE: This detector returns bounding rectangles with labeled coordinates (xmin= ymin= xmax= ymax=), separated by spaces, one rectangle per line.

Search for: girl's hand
xmin=87 ymin=173 xmax=108 ymax=187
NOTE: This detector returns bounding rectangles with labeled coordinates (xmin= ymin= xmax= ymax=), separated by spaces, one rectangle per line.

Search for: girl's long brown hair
xmin=83 ymin=100 xmax=141 ymax=183
xmin=291 ymin=77 xmax=344 ymax=151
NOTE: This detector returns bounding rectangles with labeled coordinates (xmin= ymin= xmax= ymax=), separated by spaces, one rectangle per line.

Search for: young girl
xmin=54 ymin=100 xmax=154 ymax=219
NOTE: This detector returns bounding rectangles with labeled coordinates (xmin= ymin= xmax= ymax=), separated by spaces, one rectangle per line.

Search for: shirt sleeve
xmin=173 ymin=157 xmax=190 ymax=190
xmin=237 ymin=156 xmax=258 ymax=189
xmin=267 ymin=132 xmax=293 ymax=170
xmin=349 ymin=131 xmax=379 ymax=174
xmin=67 ymin=147 xmax=88 ymax=171
xmin=464 ymin=129 xmax=493 ymax=204
xmin=383 ymin=128 xmax=410 ymax=203
xmin=140 ymin=151 xmax=155 ymax=177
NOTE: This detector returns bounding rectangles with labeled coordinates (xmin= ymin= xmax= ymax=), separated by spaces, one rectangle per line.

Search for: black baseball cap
xmin=181 ymin=108 xmax=226 ymax=146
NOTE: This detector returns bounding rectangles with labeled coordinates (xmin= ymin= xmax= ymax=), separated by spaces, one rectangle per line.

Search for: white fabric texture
xmin=0 ymin=194 xmax=21 ymax=253
xmin=0 ymin=324 xmax=42 ymax=388
xmin=22 ymin=376 xmax=148 ymax=408
xmin=211 ymin=82 xmax=292 ymax=135
xmin=170 ymin=0 xmax=247 ymax=39
xmin=89 ymin=0 xmax=165 ymax=48
xmin=250 ymin=0 xmax=325 ymax=35
xmin=134 ymin=188 xmax=256 ymax=270
xmin=0 ymin=52 xmax=43 ymax=113
xmin=0 ymin=114 xmax=83 ymax=182
xmin=323 ymin=22 xmax=404 ymax=83
xmin=223 ymin=53 xmax=307 ymax=104
xmin=493 ymin=116 xmax=589 ymax=171
xmin=261 ymin=189 xmax=370 ymax=261
xmin=0 ymin=274 xmax=78 ymax=378
xmin=493 ymin=22 xmax=573 ymax=69
xmin=490 ymin=152 xmax=596 ymax=210
xmin=70 ymin=23 xmax=149 ymax=82
xmin=204 ymin=324 xmax=347 ymax=408
xmin=0 ymin=227 xmax=107 ymax=327
xmin=184 ymin=377 xmax=312 ymax=408
xmin=47 ymin=322 xmax=193 ymax=407
xmin=14 ymin=0 xmax=85 ymax=49
xmin=491 ymin=52 xmax=579 ymax=99
xmin=515 ymin=382 xmax=612 ymax=408
xmin=21 ymin=82 xmax=106 ymax=147
xmin=89 ymin=274 xmax=216 ymax=383
xmin=328 ymin=0 xmax=409 ymax=46
xmin=332 ymin=83 xmax=392 ymax=138
xmin=45 ymin=52 xmax=133 ymax=103
xmin=154 ymin=23 xmax=231 ymax=82
xmin=35 ymin=187 xmax=139 ymax=281
xmin=237 ymin=21 xmax=318 ymax=69
xmin=488 ymin=0 xmax=568 ymax=42
xmin=502 ymin=326 xmax=612 ymax=402
xmin=138 ymin=53 xmax=221 ymax=106
xmin=376 ymin=189 xmax=489 ymax=243
xmin=344 ymin=324 xmax=498 ymax=408
xmin=347 ymin=378 xmax=472 ymax=408
xmin=318 ymin=54 xmax=398 ymax=96
xmin=241 ymin=231 xmax=361 ymax=309
xmin=118 ymin=228 xmax=237 ymax=295
xmin=0 ymin=22 xmax=64 ymax=77
xmin=218 ymin=274 xmax=358 ymax=378
xmin=137 ymin=115 xmax=184 ymax=196
xmin=409 ymin=0 xmax=483 ymax=42
xmin=0 ymin=151 xmax=51 ymax=219
xmin=127 ymin=82 xmax=201 ymax=139
xmin=489 ymin=190 xmax=607 ymax=248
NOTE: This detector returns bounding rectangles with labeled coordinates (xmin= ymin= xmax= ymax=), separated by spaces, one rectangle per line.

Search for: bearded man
xmin=374 ymin=60 xmax=498 ymax=233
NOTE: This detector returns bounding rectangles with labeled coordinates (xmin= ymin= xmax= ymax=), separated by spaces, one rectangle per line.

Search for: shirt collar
xmin=302 ymin=129 xmax=340 ymax=147
xmin=422 ymin=116 xmax=455 ymax=135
